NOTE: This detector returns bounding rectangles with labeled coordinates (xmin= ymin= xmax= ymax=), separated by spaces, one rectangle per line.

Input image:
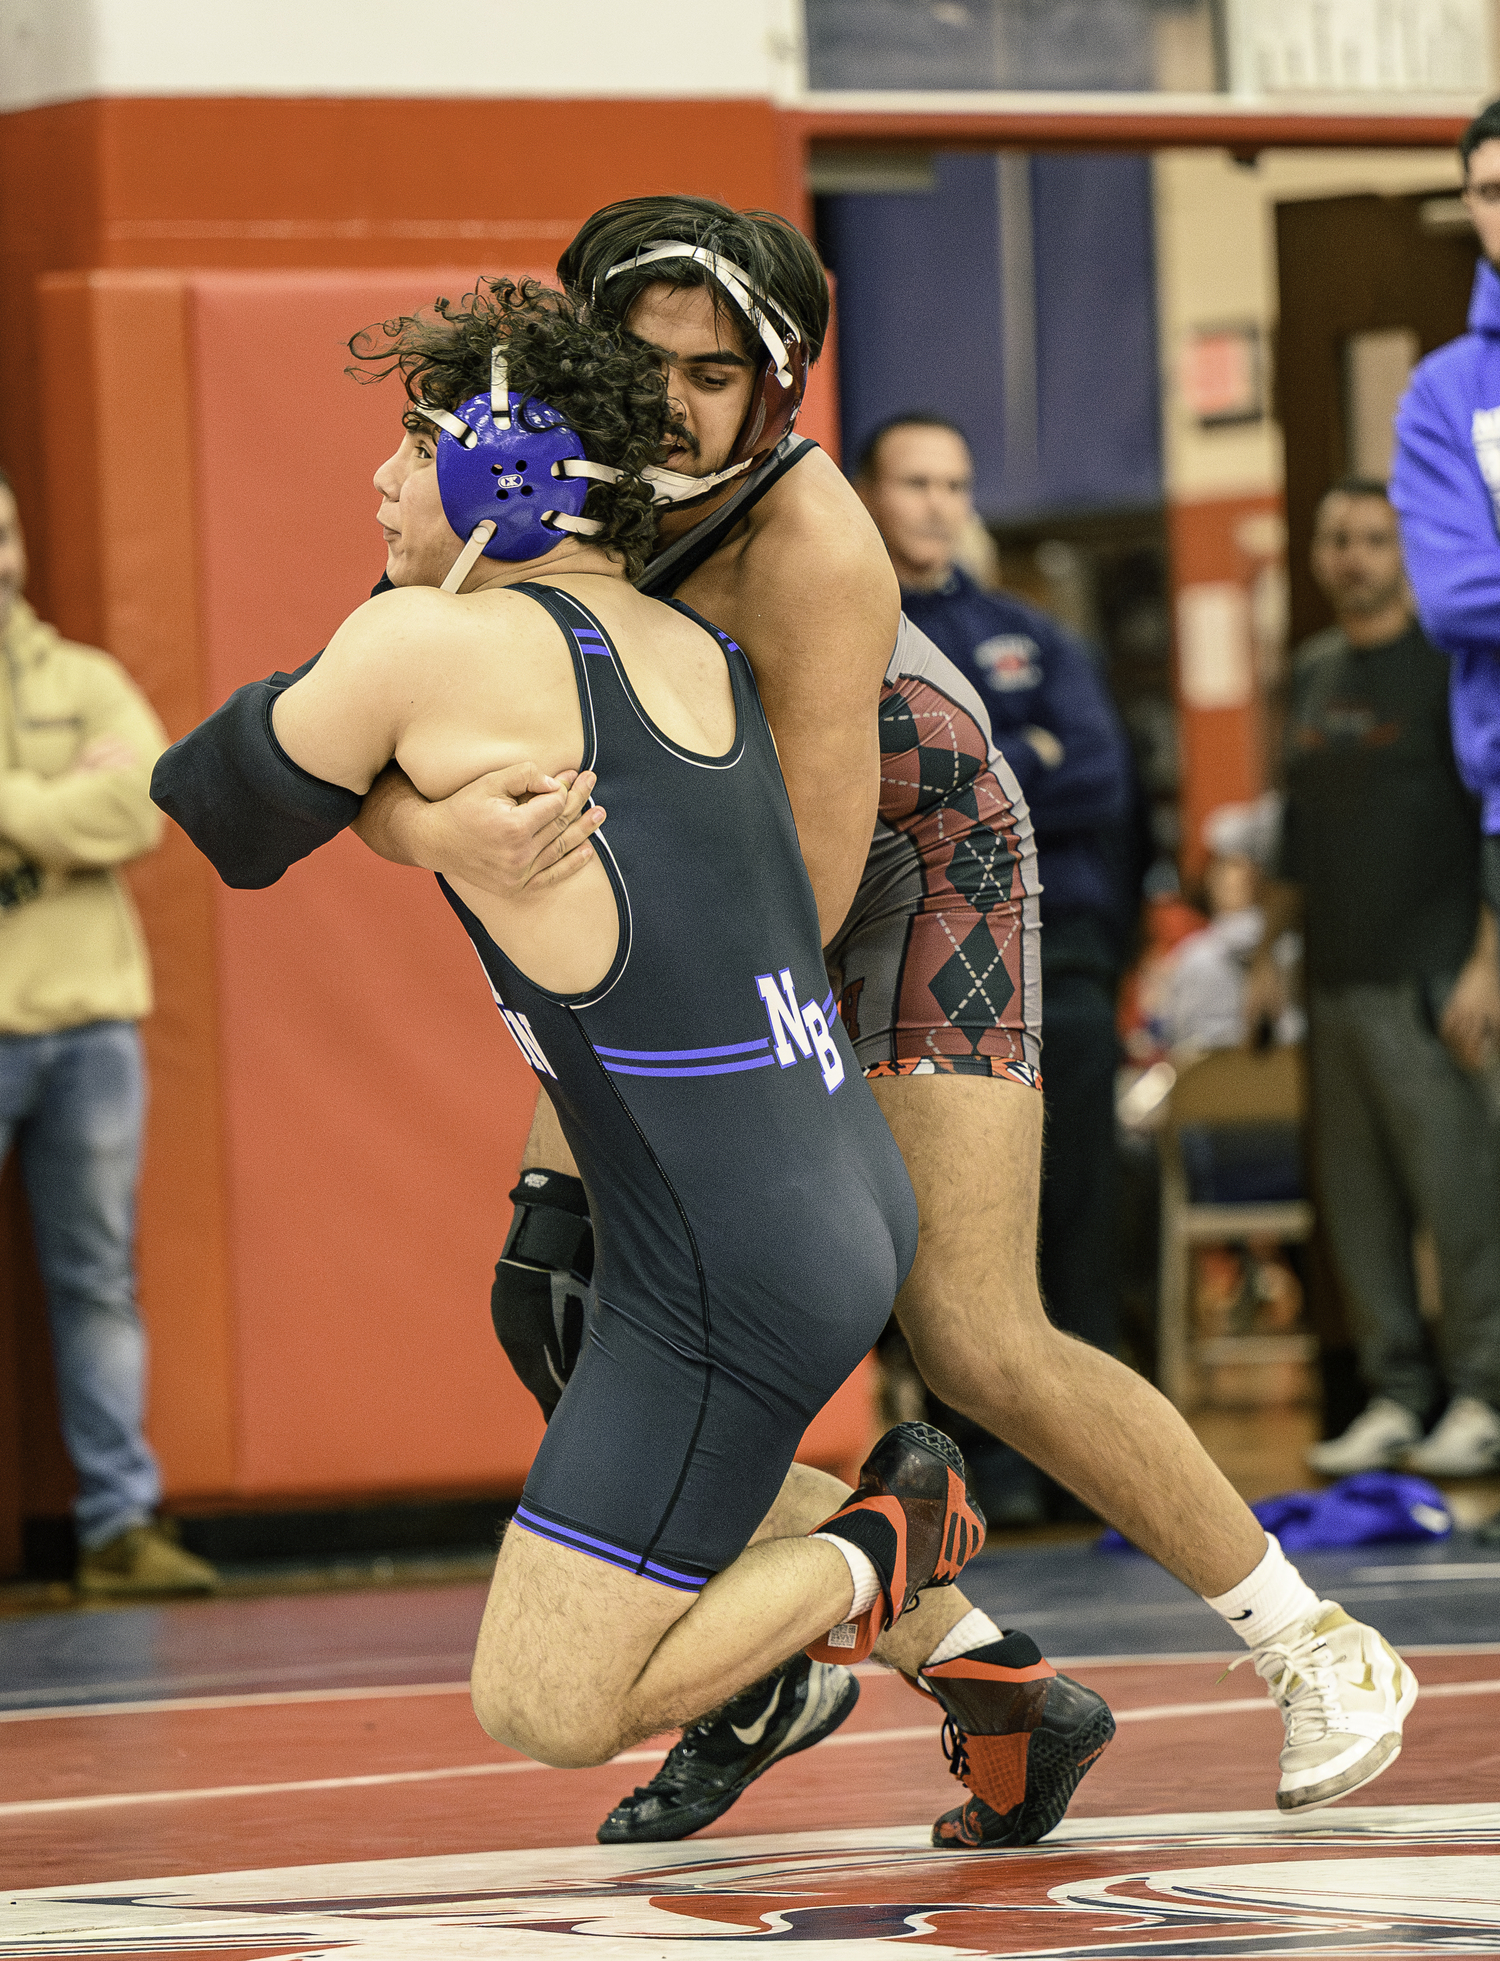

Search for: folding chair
xmin=1157 ymin=1045 xmax=1316 ymax=1410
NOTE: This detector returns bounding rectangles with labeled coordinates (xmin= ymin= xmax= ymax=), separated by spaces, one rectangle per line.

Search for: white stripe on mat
xmin=0 ymin=1681 xmax=472 ymax=1725
xmin=8 ymin=1683 xmax=1496 ymax=1819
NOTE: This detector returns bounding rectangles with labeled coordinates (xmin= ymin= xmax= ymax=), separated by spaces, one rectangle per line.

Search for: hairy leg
xmin=875 ymin=1075 xmax=1265 ymax=1597
xmin=471 ymin=1521 xmax=854 ymax=1767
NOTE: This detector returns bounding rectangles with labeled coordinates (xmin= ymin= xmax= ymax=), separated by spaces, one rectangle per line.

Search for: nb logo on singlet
xmin=755 ymin=968 xmax=845 ymax=1095
xmin=500 ymin=1007 xmax=557 ymax=1080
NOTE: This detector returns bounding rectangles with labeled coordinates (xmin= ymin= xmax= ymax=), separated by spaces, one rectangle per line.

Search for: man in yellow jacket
xmin=0 ymin=472 xmax=215 ymax=1596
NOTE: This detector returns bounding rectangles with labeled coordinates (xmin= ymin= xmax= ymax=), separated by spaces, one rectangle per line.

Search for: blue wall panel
xmin=822 ymin=151 xmax=1163 ymax=523
xmin=825 ymin=153 xmax=1007 ymax=495
xmin=1031 ymin=153 xmax=1163 ymax=515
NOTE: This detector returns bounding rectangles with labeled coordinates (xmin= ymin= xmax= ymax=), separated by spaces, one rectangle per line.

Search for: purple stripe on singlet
xmin=822 ymin=990 xmax=835 ymax=1019
xmin=601 ymin=1056 xmax=777 ymax=1079
xmin=574 ymin=631 xmax=611 ymax=657
xmin=594 ymin=1038 xmax=771 ymax=1060
xmin=513 ymin=1506 xmax=708 ymax=1591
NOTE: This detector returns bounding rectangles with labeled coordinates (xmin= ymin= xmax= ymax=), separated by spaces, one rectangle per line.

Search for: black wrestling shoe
xmin=921 ymin=1631 xmax=1115 ymax=1850
xmin=596 ymin=1654 xmax=859 ymax=1843
xmin=807 ymin=1421 xmax=986 ymax=1665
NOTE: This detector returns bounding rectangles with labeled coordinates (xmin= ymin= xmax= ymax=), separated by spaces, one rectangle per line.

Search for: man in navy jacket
xmin=857 ymin=413 xmax=1137 ymax=1522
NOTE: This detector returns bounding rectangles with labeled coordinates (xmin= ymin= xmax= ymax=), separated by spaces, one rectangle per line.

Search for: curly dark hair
xmin=347 ymin=278 xmax=671 ymax=579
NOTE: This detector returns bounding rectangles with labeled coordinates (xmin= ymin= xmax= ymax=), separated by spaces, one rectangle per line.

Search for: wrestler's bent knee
xmin=908 ymin=1326 xmax=1037 ymax=1424
xmin=472 ymin=1685 xmax=618 ymax=1767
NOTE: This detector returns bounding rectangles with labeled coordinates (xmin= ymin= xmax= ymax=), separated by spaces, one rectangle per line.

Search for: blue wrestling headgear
xmin=412 ymin=346 xmax=614 ymax=592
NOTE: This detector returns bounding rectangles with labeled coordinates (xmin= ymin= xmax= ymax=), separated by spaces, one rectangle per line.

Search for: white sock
xmin=1204 ymin=1533 xmax=1322 ymax=1649
xmin=812 ymin=1532 xmax=882 ymax=1616
xmin=925 ymin=1609 xmax=1003 ymax=1667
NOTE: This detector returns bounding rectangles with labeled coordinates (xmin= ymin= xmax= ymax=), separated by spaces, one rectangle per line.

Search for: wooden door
xmin=1276 ymin=191 xmax=1479 ymax=645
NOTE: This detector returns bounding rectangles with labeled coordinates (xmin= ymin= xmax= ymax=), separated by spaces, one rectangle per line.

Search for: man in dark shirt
xmin=857 ymin=413 xmax=1136 ymax=1521
xmin=1273 ymin=479 xmax=1500 ymax=1477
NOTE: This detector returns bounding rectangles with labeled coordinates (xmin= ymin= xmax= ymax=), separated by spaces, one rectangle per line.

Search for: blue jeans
xmin=0 ymin=1021 xmax=160 ymax=1548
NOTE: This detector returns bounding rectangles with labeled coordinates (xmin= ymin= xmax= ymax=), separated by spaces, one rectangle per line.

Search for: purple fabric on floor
xmin=1098 ymin=1470 xmax=1451 ymax=1554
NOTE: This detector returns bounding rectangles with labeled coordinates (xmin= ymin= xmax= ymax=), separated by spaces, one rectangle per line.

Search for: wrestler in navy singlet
xmin=440 ymin=584 xmax=918 ymax=1592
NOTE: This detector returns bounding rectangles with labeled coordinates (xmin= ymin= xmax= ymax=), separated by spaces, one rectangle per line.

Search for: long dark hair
xmin=559 ymin=196 xmax=830 ymax=362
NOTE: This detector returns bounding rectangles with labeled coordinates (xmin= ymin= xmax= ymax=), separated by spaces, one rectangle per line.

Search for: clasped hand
xmin=354 ymin=760 xmax=605 ymax=899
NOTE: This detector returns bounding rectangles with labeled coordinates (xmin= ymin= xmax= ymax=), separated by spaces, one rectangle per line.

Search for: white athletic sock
xmin=1204 ymin=1533 xmax=1322 ymax=1649
xmin=924 ymin=1609 xmax=1003 ymax=1668
xmin=812 ymin=1532 xmax=883 ymax=1616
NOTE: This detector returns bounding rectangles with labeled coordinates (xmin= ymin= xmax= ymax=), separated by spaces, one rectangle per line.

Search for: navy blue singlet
xmin=440 ymin=583 xmax=917 ymax=1591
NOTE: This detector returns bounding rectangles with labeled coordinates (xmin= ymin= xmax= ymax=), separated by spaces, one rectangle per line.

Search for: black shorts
xmin=515 ymin=1145 xmax=909 ymax=1590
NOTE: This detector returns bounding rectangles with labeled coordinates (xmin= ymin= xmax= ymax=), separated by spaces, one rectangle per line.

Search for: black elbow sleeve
xmin=151 ymin=664 xmax=362 ymax=889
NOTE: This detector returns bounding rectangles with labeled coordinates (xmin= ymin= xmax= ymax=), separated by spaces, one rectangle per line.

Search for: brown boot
xmin=76 ymin=1522 xmax=219 ymax=1598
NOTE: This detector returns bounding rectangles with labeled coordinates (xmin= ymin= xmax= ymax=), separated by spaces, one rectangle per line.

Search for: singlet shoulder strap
xmin=656 ymin=595 xmax=766 ymax=771
xmin=513 ymin=582 xmax=748 ymax=772
xmin=507 ymin=581 xmax=616 ymax=771
xmin=636 ymin=435 xmax=818 ymax=598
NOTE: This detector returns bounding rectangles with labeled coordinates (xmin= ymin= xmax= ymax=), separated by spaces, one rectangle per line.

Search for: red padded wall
xmin=189 ymin=271 xmax=551 ymax=1492
xmin=0 ymin=97 xmax=865 ymax=1554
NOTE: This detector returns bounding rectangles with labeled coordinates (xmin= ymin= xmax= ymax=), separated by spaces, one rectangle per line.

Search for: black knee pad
xmin=492 ymin=1169 xmax=595 ymax=1421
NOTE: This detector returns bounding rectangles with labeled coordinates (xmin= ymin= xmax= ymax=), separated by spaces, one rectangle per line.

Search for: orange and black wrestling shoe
xmin=921 ymin=1630 xmax=1115 ymax=1849
xmin=807 ymin=1422 xmax=985 ymax=1666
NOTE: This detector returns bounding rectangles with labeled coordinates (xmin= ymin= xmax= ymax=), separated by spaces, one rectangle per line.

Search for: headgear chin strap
xmin=414 ymin=344 xmax=606 ymax=592
xmin=598 ymin=240 xmax=810 ymax=507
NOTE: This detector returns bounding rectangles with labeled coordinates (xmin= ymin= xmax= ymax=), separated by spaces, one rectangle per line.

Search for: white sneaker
xmin=1242 ymin=1604 xmax=1418 ymax=1812
xmin=1305 ymin=1397 xmax=1421 ymax=1476
xmin=1405 ymin=1396 xmax=1500 ymax=1476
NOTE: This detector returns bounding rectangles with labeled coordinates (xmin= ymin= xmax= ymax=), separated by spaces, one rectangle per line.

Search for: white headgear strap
xmin=490 ymin=344 xmax=511 ymax=429
xmin=600 ymin=241 xmax=799 ymax=390
xmin=413 ymin=403 xmax=476 ymax=447
xmin=440 ymin=520 xmax=497 ymax=593
xmin=555 ymin=454 xmax=754 ymax=508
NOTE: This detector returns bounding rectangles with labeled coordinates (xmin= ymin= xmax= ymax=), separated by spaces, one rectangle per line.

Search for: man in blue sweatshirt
xmin=1390 ymin=96 xmax=1500 ymax=1478
xmin=857 ymin=413 xmax=1136 ymax=1522
xmin=1394 ymin=98 xmax=1500 ymax=910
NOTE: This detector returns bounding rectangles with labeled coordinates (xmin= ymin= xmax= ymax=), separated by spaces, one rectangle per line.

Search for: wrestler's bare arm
xmin=674 ymin=447 xmax=898 ymax=943
xmin=269 ymin=586 xmax=569 ymax=800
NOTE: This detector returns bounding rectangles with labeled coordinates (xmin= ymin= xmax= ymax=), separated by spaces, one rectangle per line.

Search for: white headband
xmin=600 ymin=241 xmax=800 ymax=390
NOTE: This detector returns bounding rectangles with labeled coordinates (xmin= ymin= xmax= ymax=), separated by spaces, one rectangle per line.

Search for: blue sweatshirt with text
xmin=1392 ymin=258 xmax=1500 ymax=832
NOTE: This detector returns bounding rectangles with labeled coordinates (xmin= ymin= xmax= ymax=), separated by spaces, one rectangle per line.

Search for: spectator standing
xmin=0 ymin=472 xmax=216 ymax=1594
xmin=1269 ymin=480 xmax=1500 ymax=1478
xmin=856 ymin=414 xmax=1137 ymax=1521
xmin=1392 ymin=96 xmax=1500 ymax=935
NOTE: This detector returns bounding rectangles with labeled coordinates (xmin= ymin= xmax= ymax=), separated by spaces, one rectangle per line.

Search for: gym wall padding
xmin=193 ymin=270 xmax=555 ymax=1496
xmin=27 ymin=265 xmax=869 ymax=1513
